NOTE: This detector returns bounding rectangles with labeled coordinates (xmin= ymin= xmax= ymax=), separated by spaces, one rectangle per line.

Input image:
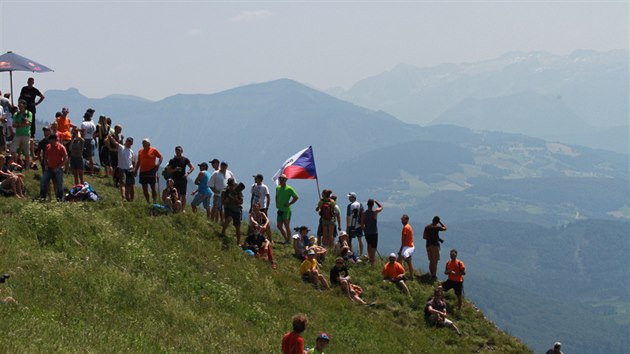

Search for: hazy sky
xmin=0 ymin=1 xmax=627 ymax=101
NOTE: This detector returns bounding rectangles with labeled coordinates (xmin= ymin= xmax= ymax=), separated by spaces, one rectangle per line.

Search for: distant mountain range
xmin=37 ymin=77 xmax=629 ymax=353
xmin=329 ymin=50 xmax=629 ymax=153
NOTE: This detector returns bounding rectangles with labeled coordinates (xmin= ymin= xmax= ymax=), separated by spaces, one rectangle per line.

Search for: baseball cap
xmin=220 ymin=161 xmax=228 ymax=166
xmin=198 ymin=162 xmax=208 ymax=169
xmin=388 ymin=253 xmax=397 ymax=259
xmin=347 ymin=192 xmax=357 ymax=198
xmin=253 ymin=173 xmax=263 ymax=180
xmin=209 ymin=158 xmax=220 ymax=164
xmin=339 ymin=231 xmax=348 ymax=238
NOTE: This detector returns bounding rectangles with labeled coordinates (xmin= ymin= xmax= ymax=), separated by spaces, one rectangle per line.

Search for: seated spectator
xmin=382 ymin=253 xmax=410 ymax=296
xmin=333 ymin=231 xmax=358 ymax=263
xmin=0 ymin=155 xmax=26 ymax=198
xmin=292 ymin=226 xmax=311 ymax=259
xmin=307 ymin=235 xmax=327 ymax=263
xmin=249 ymin=202 xmax=272 ymax=241
xmin=299 ymin=250 xmax=330 ymax=290
xmin=330 ymin=257 xmax=367 ymax=305
xmin=424 ymin=289 xmax=462 ymax=335
xmin=282 ymin=313 xmax=308 ymax=354
xmin=306 ymin=332 xmax=330 ymax=354
xmin=162 ymin=178 xmax=182 ymax=213
xmin=242 ymin=224 xmax=276 ymax=269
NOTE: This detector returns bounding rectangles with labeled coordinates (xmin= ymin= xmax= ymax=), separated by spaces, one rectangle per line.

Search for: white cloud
xmin=229 ymin=10 xmax=273 ymax=23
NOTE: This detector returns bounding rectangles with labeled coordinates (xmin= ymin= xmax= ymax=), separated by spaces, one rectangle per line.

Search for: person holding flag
xmin=273 ymin=146 xmax=318 ymax=244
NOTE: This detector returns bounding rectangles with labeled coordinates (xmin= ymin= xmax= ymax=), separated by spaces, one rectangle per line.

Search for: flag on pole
xmin=272 ymin=146 xmax=318 ymax=183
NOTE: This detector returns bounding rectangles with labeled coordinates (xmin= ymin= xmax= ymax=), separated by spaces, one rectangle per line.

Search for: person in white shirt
xmin=208 ymin=160 xmax=235 ymax=223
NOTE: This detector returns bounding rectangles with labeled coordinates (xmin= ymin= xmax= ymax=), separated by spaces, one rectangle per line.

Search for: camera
xmin=0 ymin=273 xmax=10 ymax=283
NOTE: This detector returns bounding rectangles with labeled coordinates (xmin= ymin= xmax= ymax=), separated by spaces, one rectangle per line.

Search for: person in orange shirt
xmin=55 ymin=107 xmax=76 ymax=172
xmin=442 ymin=249 xmax=466 ymax=309
xmin=382 ymin=253 xmax=410 ymax=296
xmin=397 ymin=214 xmax=416 ymax=279
xmin=134 ymin=138 xmax=163 ymax=203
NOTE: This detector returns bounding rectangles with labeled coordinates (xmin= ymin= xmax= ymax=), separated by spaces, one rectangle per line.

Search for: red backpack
xmin=319 ymin=199 xmax=334 ymax=221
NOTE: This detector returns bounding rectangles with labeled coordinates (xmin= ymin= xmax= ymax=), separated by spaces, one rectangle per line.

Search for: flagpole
xmin=315 ymin=177 xmax=321 ymax=200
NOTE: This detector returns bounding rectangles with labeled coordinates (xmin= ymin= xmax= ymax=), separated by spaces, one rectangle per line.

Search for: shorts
xmin=212 ymin=194 xmax=222 ymax=209
xmin=427 ymin=245 xmax=441 ymax=262
xmin=277 ymin=209 xmax=292 ymax=222
xmin=401 ymin=246 xmax=415 ymax=259
xmin=225 ymin=207 xmax=242 ymax=226
xmin=321 ymin=218 xmax=335 ymax=227
xmin=349 ymin=226 xmax=363 ymax=239
xmin=11 ymin=135 xmax=30 ymax=156
xmin=70 ymin=155 xmax=84 ymax=170
xmin=83 ymin=139 xmax=94 ymax=159
xmin=173 ymin=178 xmax=188 ymax=197
xmin=442 ymin=279 xmax=463 ymax=296
xmin=139 ymin=169 xmax=157 ymax=185
xmin=116 ymin=168 xmax=135 ymax=186
xmin=365 ymin=233 xmax=378 ymax=248
xmin=191 ymin=193 xmax=212 ymax=209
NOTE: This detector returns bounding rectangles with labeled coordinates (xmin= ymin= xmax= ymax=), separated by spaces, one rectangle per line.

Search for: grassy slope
xmin=0 ymin=172 xmax=530 ymax=353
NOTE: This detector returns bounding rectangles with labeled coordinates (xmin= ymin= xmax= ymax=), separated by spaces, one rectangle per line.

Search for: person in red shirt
xmin=39 ymin=133 xmax=67 ymax=201
xmin=397 ymin=214 xmax=416 ymax=279
xmin=442 ymin=249 xmax=466 ymax=309
xmin=281 ymin=313 xmax=308 ymax=354
xmin=134 ymin=138 xmax=163 ymax=203
xmin=382 ymin=253 xmax=410 ymax=296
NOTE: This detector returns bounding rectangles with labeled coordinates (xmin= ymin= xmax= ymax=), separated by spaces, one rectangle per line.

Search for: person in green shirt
xmin=275 ymin=174 xmax=299 ymax=244
xmin=11 ymin=100 xmax=32 ymax=169
xmin=307 ymin=332 xmax=330 ymax=354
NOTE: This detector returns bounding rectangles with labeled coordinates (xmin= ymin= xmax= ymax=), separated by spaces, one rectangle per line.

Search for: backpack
xmin=319 ymin=200 xmax=333 ymax=221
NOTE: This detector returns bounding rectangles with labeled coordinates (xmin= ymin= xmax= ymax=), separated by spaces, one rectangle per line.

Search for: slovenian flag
xmin=272 ymin=146 xmax=318 ymax=183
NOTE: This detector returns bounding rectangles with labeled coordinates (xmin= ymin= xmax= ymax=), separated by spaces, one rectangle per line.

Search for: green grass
xmin=0 ymin=171 xmax=531 ymax=353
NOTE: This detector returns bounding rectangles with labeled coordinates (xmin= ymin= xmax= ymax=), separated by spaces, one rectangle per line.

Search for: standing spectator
xmin=306 ymin=333 xmax=330 ymax=354
xmin=56 ymin=107 xmax=75 ymax=155
xmin=39 ymin=134 xmax=67 ymax=201
xmin=220 ymin=178 xmax=244 ymax=244
xmin=11 ymin=100 xmax=31 ymax=169
xmin=135 ymin=138 xmax=163 ymax=204
xmin=276 ymin=174 xmax=299 ymax=244
xmin=382 ymin=253 xmax=410 ymax=296
xmin=68 ymin=128 xmax=85 ymax=185
xmin=190 ymin=162 xmax=212 ymax=219
xmin=79 ymin=111 xmax=96 ymax=174
xmin=361 ymin=199 xmax=383 ymax=265
xmin=315 ymin=189 xmax=336 ymax=248
xmin=35 ymin=127 xmax=53 ymax=198
xmin=162 ymin=178 xmax=182 ymax=213
xmin=106 ymin=135 xmax=135 ymax=201
xmin=166 ymin=146 xmax=194 ymax=209
xmin=330 ymin=257 xmax=367 ymax=305
xmin=442 ymin=249 xmax=466 ymax=310
xmin=281 ymin=313 xmax=308 ymax=354
xmin=95 ymin=115 xmax=112 ymax=176
xmin=346 ymin=192 xmax=364 ymax=258
xmin=209 ymin=161 xmax=235 ymax=223
xmin=545 ymin=342 xmax=563 ymax=354
xmin=250 ymin=173 xmax=270 ymax=214
xmin=18 ymin=77 xmax=44 ymax=138
xmin=423 ymin=216 xmax=447 ymax=281
xmin=107 ymin=124 xmax=124 ymax=187
xmin=398 ymin=214 xmax=416 ymax=279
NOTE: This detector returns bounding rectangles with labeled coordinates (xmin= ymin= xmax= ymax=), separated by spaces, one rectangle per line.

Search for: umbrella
xmin=0 ymin=51 xmax=53 ymax=105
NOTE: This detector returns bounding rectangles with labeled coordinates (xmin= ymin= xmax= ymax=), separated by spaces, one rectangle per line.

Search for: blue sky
xmin=0 ymin=1 xmax=627 ymax=100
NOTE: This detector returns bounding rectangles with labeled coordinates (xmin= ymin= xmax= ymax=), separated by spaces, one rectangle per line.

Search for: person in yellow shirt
xmin=300 ymin=250 xmax=329 ymax=290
